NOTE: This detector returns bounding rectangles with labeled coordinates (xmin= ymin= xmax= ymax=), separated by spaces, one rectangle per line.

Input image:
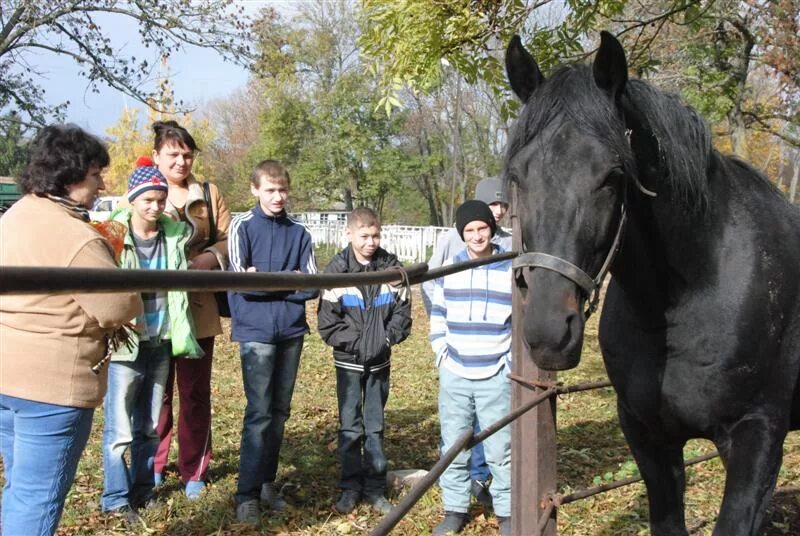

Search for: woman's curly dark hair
xmin=152 ymin=120 xmax=199 ymax=152
xmin=18 ymin=124 xmax=110 ymax=197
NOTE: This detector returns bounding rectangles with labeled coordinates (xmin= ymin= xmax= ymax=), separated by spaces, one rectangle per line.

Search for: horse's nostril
xmin=565 ymin=311 xmax=584 ymax=354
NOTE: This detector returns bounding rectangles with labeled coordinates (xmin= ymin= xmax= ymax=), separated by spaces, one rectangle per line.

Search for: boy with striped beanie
xmin=127 ymin=165 xmax=168 ymax=201
xmin=100 ymin=163 xmax=202 ymax=520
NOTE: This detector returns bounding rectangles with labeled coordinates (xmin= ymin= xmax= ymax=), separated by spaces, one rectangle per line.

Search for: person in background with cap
xmin=422 ymin=177 xmax=511 ymax=508
xmin=429 ymin=200 xmax=513 ymax=536
xmin=100 ymin=164 xmax=203 ymax=524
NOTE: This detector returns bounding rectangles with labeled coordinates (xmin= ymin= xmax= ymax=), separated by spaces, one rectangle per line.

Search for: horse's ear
xmin=593 ymin=31 xmax=628 ymax=98
xmin=506 ymin=35 xmax=544 ymax=103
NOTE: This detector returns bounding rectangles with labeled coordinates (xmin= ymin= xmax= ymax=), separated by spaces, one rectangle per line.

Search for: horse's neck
xmin=612 ymin=189 xmax=718 ymax=316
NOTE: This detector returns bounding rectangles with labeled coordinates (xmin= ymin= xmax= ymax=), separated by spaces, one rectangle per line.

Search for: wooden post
xmin=511 ymin=217 xmax=558 ymax=535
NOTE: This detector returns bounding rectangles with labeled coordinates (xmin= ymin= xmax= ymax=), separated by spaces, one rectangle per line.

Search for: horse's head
xmin=505 ymin=32 xmax=633 ymax=370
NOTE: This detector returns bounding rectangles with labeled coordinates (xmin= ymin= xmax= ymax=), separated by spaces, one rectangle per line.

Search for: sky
xmin=31 ymin=1 xmax=298 ymax=137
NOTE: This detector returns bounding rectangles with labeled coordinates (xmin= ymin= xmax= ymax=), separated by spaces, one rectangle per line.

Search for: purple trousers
xmin=154 ymin=337 xmax=214 ymax=483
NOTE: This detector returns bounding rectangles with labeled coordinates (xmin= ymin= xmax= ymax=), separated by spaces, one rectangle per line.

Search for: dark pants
xmin=235 ymin=337 xmax=304 ymax=504
xmin=154 ymin=336 xmax=214 ymax=483
xmin=470 ymin=419 xmax=490 ymax=481
xmin=336 ymin=366 xmax=390 ymax=498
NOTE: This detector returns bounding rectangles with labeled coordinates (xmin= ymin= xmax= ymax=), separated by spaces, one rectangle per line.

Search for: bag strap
xmin=202 ymin=182 xmax=217 ymax=248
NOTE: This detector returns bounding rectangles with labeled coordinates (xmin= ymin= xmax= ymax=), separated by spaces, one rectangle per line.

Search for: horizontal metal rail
xmin=547 ymin=451 xmax=720 ymax=509
xmin=0 ymin=252 xmax=518 ymax=295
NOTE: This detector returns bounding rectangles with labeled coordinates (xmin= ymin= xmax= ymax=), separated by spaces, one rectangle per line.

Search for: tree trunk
xmin=716 ymin=18 xmax=754 ymax=160
xmin=790 ymin=155 xmax=799 ymax=204
xmin=343 ymin=187 xmax=353 ymax=211
xmin=729 ymin=108 xmax=749 ymax=160
xmin=448 ymin=76 xmax=463 ymax=225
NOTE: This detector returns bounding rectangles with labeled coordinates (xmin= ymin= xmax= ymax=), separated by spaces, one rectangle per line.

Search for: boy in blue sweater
xmin=429 ymin=200 xmax=513 ymax=536
xmin=227 ymin=160 xmax=318 ymax=526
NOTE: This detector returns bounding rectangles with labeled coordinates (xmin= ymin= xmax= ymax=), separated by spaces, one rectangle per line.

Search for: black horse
xmin=504 ymin=33 xmax=800 ymax=535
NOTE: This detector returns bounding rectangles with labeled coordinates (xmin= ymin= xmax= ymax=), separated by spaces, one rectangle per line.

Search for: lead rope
xmin=91 ymin=322 xmax=136 ymax=374
xmin=388 ymin=264 xmax=412 ymax=309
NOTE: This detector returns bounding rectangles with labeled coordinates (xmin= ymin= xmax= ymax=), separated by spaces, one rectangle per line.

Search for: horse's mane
xmin=623 ymin=79 xmax=712 ymax=213
xmin=508 ymin=63 xmax=715 ymax=214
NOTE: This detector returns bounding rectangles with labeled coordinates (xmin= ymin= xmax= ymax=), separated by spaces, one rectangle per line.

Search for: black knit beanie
xmin=455 ymin=200 xmax=497 ymax=241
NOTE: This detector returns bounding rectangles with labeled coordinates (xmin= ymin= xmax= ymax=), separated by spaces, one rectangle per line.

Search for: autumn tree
xmin=104 ymin=75 xmax=217 ymax=195
xmin=614 ymin=1 xmax=800 ymax=159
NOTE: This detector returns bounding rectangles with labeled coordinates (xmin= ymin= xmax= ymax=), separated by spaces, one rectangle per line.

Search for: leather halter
xmin=513 ymin=203 xmax=627 ymax=318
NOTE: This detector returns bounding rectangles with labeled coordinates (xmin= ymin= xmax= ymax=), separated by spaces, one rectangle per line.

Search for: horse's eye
xmin=599 ymin=169 xmax=624 ymax=191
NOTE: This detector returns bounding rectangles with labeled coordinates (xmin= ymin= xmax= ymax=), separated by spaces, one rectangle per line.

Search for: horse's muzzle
xmin=518 ymin=268 xmax=585 ymax=370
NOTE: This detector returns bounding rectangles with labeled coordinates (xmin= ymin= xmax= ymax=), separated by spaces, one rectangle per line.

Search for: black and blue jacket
xmin=317 ymin=246 xmax=412 ymax=372
xmin=227 ymin=205 xmax=318 ymax=343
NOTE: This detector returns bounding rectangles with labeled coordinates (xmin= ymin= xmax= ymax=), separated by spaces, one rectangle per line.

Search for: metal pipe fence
xmin=3 ymin=249 xmax=784 ymax=535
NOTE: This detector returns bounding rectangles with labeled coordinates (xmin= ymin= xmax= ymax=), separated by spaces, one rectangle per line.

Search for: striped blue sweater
xmin=429 ymin=245 xmax=513 ymax=379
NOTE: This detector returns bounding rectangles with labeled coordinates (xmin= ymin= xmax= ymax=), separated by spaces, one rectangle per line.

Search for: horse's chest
xmin=602 ymin=318 xmax=764 ymax=436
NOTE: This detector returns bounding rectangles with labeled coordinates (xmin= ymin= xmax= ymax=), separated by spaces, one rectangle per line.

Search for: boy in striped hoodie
xmin=429 ymin=200 xmax=513 ymax=536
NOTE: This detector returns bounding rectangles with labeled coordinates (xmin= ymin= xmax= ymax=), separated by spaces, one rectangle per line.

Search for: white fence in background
xmin=303 ymin=222 xmax=451 ymax=263
xmin=92 ymin=207 xmax=452 ymax=264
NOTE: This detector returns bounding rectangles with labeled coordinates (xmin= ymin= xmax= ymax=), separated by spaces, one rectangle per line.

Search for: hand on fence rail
xmin=0 ymin=252 xmax=519 ymax=295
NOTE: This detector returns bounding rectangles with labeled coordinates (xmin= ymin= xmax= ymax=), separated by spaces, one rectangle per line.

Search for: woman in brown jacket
xmin=149 ymin=120 xmax=231 ymax=498
xmin=0 ymin=124 xmax=143 ymax=535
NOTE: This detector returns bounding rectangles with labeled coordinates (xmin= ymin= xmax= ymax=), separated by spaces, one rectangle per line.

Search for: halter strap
xmin=513 ymin=253 xmax=595 ymax=296
xmin=513 ymin=204 xmax=627 ymax=318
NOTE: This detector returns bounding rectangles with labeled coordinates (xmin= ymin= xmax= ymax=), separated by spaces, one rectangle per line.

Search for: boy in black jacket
xmin=318 ymin=207 xmax=412 ymax=515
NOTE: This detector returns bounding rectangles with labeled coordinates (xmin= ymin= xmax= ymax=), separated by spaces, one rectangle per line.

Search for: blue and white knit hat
xmin=127 ymin=166 xmax=168 ymax=201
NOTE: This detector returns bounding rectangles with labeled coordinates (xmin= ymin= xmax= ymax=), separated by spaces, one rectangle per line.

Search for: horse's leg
xmin=617 ymin=404 xmax=688 ymax=536
xmin=712 ymin=414 xmax=786 ymax=536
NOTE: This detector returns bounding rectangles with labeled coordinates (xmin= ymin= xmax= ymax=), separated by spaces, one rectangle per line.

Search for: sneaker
xmin=107 ymin=504 xmax=141 ymax=526
xmin=334 ymin=489 xmax=361 ymax=514
xmin=185 ymin=480 xmax=206 ymax=500
xmin=470 ymin=478 xmax=493 ymax=508
xmin=132 ymin=494 xmax=158 ymax=510
xmin=235 ymin=499 xmax=260 ymax=526
xmin=154 ymin=472 xmax=163 ymax=487
xmin=432 ymin=511 xmax=469 ymax=535
xmin=260 ymin=482 xmax=288 ymax=511
xmin=365 ymin=494 xmax=393 ymax=515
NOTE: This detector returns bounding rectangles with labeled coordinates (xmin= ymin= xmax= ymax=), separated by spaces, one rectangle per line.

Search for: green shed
xmin=0 ymin=176 xmax=21 ymax=214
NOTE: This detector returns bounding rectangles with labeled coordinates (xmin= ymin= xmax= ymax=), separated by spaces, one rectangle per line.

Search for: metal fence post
xmin=511 ymin=218 xmax=557 ymax=536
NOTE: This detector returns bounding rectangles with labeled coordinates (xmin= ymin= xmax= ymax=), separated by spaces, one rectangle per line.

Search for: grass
xmin=3 ymin=273 xmax=800 ymax=535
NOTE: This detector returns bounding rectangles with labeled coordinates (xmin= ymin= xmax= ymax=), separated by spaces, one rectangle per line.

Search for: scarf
xmin=45 ymin=193 xmax=91 ymax=222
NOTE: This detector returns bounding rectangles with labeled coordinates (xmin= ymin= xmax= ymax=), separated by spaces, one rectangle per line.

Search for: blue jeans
xmin=336 ymin=366 xmax=390 ymax=497
xmin=470 ymin=420 xmax=490 ymax=482
xmin=438 ymin=367 xmax=512 ymax=517
xmin=101 ymin=342 xmax=171 ymax=511
xmin=0 ymin=394 xmax=94 ymax=536
xmin=235 ymin=337 xmax=303 ymax=504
